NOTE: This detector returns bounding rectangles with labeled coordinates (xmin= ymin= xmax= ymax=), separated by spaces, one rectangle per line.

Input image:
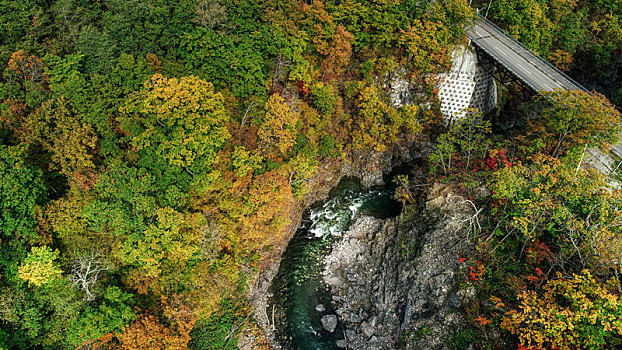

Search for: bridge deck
xmin=466 ymin=16 xmax=588 ymax=92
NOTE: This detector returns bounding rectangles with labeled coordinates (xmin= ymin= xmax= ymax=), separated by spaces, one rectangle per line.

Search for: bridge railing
xmin=474 ymin=13 xmax=590 ymax=93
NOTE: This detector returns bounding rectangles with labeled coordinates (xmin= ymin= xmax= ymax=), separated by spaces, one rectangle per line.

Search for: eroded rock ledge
xmin=321 ymin=183 xmax=481 ymax=349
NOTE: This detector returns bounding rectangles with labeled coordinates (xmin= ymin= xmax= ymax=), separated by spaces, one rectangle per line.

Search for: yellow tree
xmin=351 ymin=83 xmax=420 ymax=152
xmin=23 ymin=97 xmax=98 ymax=186
xmin=257 ymin=94 xmax=299 ymax=159
xmin=120 ymin=74 xmax=230 ymax=174
xmin=45 ymin=187 xmax=102 ymax=254
xmin=18 ymin=246 xmax=63 ymax=287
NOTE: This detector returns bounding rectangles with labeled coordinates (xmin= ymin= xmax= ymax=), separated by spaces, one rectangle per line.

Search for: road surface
xmin=466 ymin=16 xmax=588 ymax=92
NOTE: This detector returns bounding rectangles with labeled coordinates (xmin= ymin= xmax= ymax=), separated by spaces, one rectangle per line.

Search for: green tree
xmin=587 ymin=12 xmax=622 ymax=73
xmin=179 ymin=28 xmax=269 ymax=99
xmin=0 ymin=145 xmax=46 ymax=271
xmin=490 ymin=0 xmax=555 ymax=55
xmin=286 ymin=154 xmax=318 ymax=197
xmin=526 ymin=91 xmax=621 ymax=157
xmin=84 ymin=162 xmax=158 ymax=237
xmin=108 ymin=53 xmax=153 ymax=95
xmin=43 ymin=53 xmax=119 ymax=145
xmin=68 ymin=286 xmax=137 ymax=347
xmin=115 ymin=207 xmax=202 ymax=292
xmin=75 ymin=25 xmax=119 ymax=74
xmin=453 ymin=111 xmax=492 ymax=170
xmin=327 ymin=0 xmax=408 ymax=50
xmin=428 ymin=111 xmax=491 ymax=175
xmin=489 ymin=155 xmax=622 ymax=268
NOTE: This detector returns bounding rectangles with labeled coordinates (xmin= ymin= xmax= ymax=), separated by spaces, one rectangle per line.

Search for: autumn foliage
xmin=526 ymin=90 xmax=621 ymax=156
xmin=501 ymin=271 xmax=622 ymax=350
xmin=3 ymin=0 xmax=621 ymax=349
xmin=118 ymin=296 xmax=196 ymax=350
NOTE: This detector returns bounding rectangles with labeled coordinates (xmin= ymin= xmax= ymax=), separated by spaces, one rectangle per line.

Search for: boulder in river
xmin=321 ymin=314 xmax=338 ymax=333
xmin=315 ymin=304 xmax=326 ymax=312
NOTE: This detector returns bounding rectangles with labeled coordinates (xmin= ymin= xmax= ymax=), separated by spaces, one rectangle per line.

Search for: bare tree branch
xmin=71 ymin=253 xmax=109 ymax=301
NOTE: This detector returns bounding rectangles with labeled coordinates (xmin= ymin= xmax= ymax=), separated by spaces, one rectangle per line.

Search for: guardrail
xmin=474 ymin=13 xmax=590 ymax=93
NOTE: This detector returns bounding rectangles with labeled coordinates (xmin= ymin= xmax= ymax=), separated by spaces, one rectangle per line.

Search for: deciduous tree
xmin=490 ymin=155 xmax=622 ymax=268
xmin=120 ymin=74 xmax=230 ymax=175
xmin=527 ymin=90 xmax=620 ymax=157
xmin=24 ymin=97 xmax=98 ymax=184
xmin=257 ymin=94 xmax=299 ymax=158
xmin=0 ymin=146 xmax=44 ymax=235
xmin=193 ymin=0 xmax=227 ymax=29
xmin=351 ymin=83 xmax=421 ymax=152
xmin=18 ymin=246 xmax=63 ymax=287
xmin=501 ymin=271 xmax=622 ymax=350
xmin=7 ymin=50 xmax=46 ymax=86
xmin=71 ymin=253 xmax=109 ymax=301
xmin=68 ymin=286 xmax=136 ymax=347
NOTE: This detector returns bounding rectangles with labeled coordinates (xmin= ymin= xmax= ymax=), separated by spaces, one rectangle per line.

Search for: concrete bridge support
xmin=438 ymin=45 xmax=497 ymax=122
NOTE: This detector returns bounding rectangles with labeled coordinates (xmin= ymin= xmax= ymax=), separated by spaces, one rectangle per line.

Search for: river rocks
xmin=315 ymin=304 xmax=325 ymax=312
xmin=361 ymin=320 xmax=374 ymax=338
xmin=321 ymin=315 xmax=338 ymax=333
xmin=321 ymin=183 xmax=480 ymax=350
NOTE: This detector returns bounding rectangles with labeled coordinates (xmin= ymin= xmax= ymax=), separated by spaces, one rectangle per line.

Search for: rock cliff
xmin=321 ymin=183 xmax=481 ymax=349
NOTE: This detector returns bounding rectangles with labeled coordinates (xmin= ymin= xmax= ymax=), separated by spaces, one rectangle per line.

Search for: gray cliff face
xmin=322 ymin=183 xmax=480 ymax=349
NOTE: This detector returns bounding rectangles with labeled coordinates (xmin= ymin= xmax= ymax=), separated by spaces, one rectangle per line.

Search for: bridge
xmin=438 ymin=14 xmax=595 ymax=119
xmin=436 ymin=14 xmax=622 ymax=181
xmin=462 ymin=15 xmax=622 ymax=184
xmin=466 ymin=14 xmax=588 ymax=94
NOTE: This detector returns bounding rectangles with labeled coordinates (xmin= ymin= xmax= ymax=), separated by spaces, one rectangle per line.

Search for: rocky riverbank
xmin=318 ymin=183 xmax=483 ymax=349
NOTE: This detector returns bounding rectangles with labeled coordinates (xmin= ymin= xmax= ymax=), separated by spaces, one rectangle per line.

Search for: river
xmin=268 ymin=178 xmax=401 ymax=350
